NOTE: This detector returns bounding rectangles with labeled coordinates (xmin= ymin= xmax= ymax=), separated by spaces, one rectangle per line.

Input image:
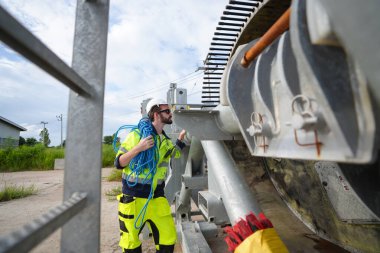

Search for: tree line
xmin=17 ymin=128 xmax=117 ymax=148
xmin=18 ymin=128 xmax=52 ymax=147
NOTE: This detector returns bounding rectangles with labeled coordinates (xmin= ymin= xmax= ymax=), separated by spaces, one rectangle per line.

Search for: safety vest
xmin=116 ymin=129 xmax=180 ymax=197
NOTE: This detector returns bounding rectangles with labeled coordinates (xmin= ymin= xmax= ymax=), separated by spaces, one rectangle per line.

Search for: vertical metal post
xmin=56 ymin=114 xmax=63 ymax=148
xmin=61 ymin=0 xmax=109 ymax=252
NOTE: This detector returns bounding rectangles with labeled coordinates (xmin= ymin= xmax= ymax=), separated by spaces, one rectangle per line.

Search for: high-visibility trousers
xmin=117 ymin=194 xmax=177 ymax=251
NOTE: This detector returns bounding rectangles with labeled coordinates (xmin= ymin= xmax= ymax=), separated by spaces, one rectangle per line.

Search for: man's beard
xmin=160 ymin=114 xmax=173 ymax=124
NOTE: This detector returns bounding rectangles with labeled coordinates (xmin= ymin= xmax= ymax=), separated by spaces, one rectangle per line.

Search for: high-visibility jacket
xmin=115 ymin=128 xmax=182 ymax=198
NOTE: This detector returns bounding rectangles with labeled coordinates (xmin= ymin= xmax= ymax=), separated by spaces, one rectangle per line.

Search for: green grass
xmin=0 ymin=184 xmax=37 ymax=202
xmin=0 ymin=144 xmax=116 ymax=172
xmin=0 ymin=145 xmax=64 ymax=172
xmin=106 ymin=168 xmax=122 ymax=181
xmin=105 ymin=186 xmax=122 ymax=201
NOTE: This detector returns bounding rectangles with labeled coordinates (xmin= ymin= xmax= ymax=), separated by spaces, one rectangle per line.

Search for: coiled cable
xmin=113 ymin=117 xmax=159 ymax=229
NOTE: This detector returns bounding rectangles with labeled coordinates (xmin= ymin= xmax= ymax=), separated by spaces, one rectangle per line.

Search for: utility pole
xmin=56 ymin=114 xmax=63 ymax=148
xmin=40 ymin=121 xmax=48 ymax=146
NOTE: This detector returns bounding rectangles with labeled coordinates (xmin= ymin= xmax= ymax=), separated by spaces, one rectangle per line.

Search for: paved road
xmin=0 ymin=168 xmax=181 ymax=253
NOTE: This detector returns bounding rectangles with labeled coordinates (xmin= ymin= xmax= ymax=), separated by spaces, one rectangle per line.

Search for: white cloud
xmin=0 ymin=0 xmax=227 ymax=146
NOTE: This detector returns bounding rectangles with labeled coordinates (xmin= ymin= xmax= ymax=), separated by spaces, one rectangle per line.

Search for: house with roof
xmin=0 ymin=116 xmax=27 ymax=148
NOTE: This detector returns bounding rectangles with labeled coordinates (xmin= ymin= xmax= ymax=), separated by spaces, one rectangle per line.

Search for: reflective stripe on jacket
xmin=115 ymin=129 xmax=180 ymax=197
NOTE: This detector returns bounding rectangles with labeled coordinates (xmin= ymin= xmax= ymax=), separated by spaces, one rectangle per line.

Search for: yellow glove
xmin=224 ymin=212 xmax=289 ymax=253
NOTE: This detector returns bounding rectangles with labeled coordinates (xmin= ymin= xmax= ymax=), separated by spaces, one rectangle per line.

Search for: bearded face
xmin=158 ymin=106 xmax=173 ymax=124
xmin=159 ymin=111 xmax=173 ymax=124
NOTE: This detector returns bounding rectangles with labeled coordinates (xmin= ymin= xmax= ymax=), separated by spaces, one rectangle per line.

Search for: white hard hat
xmin=146 ymin=98 xmax=167 ymax=113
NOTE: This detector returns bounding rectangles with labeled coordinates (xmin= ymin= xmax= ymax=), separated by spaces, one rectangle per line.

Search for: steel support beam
xmin=0 ymin=6 xmax=94 ymax=97
xmin=201 ymin=140 xmax=261 ymax=224
xmin=61 ymin=0 xmax=109 ymax=252
xmin=0 ymin=193 xmax=87 ymax=253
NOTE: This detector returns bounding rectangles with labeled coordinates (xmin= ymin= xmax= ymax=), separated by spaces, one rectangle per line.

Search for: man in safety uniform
xmin=114 ymin=98 xmax=186 ymax=253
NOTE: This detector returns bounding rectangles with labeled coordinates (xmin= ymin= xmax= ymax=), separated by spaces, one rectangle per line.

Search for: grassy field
xmin=0 ymin=144 xmax=115 ymax=172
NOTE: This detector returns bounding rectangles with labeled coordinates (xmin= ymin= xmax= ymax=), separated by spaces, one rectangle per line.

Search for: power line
xmin=126 ymin=68 xmax=204 ymax=99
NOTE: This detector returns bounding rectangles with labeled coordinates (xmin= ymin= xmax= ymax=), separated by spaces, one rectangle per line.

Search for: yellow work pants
xmin=117 ymin=194 xmax=177 ymax=251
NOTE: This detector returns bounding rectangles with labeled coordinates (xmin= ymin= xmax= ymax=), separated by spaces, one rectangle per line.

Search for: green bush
xmin=102 ymin=144 xmax=115 ymax=167
xmin=0 ymin=145 xmax=64 ymax=172
xmin=0 ymin=144 xmax=116 ymax=172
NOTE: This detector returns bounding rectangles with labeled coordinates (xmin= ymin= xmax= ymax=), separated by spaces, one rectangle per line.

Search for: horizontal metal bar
xmin=230 ymin=0 xmax=260 ymax=7
xmin=204 ymin=67 xmax=225 ymax=71
xmin=203 ymin=82 xmax=220 ymax=85
xmin=206 ymin=58 xmax=229 ymax=62
xmin=203 ymin=77 xmax=222 ymax=79
xmin=216 ymin=26 xmax=241 ymax=32
xmin=218 ymin=21 xmax=244 ymax=27
xmin=211 ymin=42 xmax=234 ymax=46
xmin=220 ymin=16 xmax=247 ymax=22
xmin=0 ymin=192 xmax=87 ymax=253
xmin=202 ymin=87 xmax=220 ymax=89
xmin=204 ymin=68 xmax=225 ymax=71
xmin=226 ymin=4 xmax=255 ymax=12
xmin=202 ymin=91 xmax=220 ymax=94
xmin=214 ymin=32 xmax=238 ymax=37
xmin=202 ymin=96 xmax=220 ymax=98
xmin=209 ymin=47 xmax=231 ymax=51
xmin=0 ymin=6 xmax=94 ymax=97
xmin=212 ymin=37 xmax=236 ymax=42
xmin=208 ymin=52 xmax=230 ymax=56
xmin=201 ymin=101 xmax=220 ymax=104
xmin=205 ymin=62 xmax=227 ymax=66
xmin=223 ymin=11 xmax=251 ymax=17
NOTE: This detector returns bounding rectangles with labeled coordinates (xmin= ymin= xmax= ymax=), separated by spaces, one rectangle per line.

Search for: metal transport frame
xmin=0 ymin=0 xmax=109 ymax=252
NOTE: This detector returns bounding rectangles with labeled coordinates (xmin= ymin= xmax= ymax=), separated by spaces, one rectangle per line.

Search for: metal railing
xmin=0 ymin=0 xmax=109 ymax=252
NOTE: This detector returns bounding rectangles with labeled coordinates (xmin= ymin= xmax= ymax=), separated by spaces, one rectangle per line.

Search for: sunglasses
xmin=159 ymin=109 xmax=171 ymax=114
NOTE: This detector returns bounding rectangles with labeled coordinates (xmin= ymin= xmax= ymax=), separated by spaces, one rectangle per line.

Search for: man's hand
xmin=178 ymin=130 xmax=186 ymax=141
xmin=137 ymin=135 xmax=154 ymax=151
xmin=118 ymin=135 xmax=155 ymax=168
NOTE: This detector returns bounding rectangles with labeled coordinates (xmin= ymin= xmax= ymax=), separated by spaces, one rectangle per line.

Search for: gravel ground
xmin=0 ymin=168 xmax=181 ymax=253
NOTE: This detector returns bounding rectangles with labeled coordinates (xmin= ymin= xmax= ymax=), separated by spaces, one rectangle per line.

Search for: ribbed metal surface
xmin=0 ymin=193 xmax=87 ymax=253
xmin=201 ymin=0 xmax=261 ymax=106
xmin=201 ymin=0 xmax=291 ymax=107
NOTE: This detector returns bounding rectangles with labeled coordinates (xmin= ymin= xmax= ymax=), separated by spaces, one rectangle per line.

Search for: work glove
xmin=224 ymin=212 xmax=289 ymax=253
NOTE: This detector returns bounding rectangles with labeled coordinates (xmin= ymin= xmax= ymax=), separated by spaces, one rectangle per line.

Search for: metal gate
xmin=0 ymin=0 xmax=109 ymax=252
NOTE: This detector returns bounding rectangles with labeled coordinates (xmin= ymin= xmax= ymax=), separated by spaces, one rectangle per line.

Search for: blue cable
xmin=113 ymin=117 xmax=159 ymax=229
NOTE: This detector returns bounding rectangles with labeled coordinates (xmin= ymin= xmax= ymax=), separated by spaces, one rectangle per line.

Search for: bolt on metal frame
xmin=0 ymin=0 xmax=109 ymax=252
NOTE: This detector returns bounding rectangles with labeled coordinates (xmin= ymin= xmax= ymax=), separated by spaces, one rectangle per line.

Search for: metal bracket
xmin=173 ymin=109 xmax=241 ymax=140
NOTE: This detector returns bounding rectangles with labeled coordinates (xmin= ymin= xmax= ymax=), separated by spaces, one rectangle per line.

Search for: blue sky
xmin=0 ymin=0 xmax=227 ymax=146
